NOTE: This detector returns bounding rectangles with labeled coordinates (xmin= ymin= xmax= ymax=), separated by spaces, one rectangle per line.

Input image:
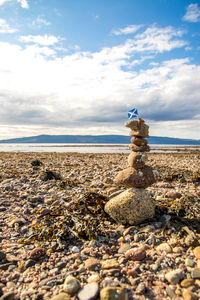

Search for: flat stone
xmin=114 ymin=166 xmax=157 ymax=188
xmin=129 ymin=144 xmax=150 ymax=152
xmin=165 ymin=269 xmax=185 ymax=284
xmin=156 ymin=243 xmax=172 ymax=253
xmin=167 ymin=192 xmax=182 ymax=199
xmin=118 ymin=243 xmax=132 ymax=254
xmin=128 ymin=152 xmax=146 ymax=169
xmin=104 ymin=188 xmax=155 ymax=225
xmin=84 ymin=258 xmax=100 ymax=271
xmin=191 ymin=268 xmax=200 ymax=279
xmin=185 ymin=258 xmax=195 ymax=267
xmin=63 ymin=275 xmax=81 ymax=295
xmin=100 ymin=287 xmax=126 ymax=300
xmin=50 ymin=293 xmax=70 ymax=300
xmin=130 ymin=137 xmax=147 ymax=146
xmin=180 ymin=278 xmax=195 ymax=288
xmin=125 ymin=247 xmax=146 ymax=261
xmin=77 ymin=282 xmax=99 ymax=300
xmin=101 ymin=260 xmax=119 ymax=269
xmin=193 ymin=246 xmax=200 ymax=259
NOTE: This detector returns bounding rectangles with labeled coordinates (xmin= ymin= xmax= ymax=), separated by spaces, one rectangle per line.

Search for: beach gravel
xmin=0 ymin=151 xmax=200 ymax=299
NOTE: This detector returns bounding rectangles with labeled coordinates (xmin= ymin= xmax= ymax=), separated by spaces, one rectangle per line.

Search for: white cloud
xmin=183 ymin=3 xmax=200 ymax=22
xmin=0 ymin=25 xmax=199 ymax=139
xmin=0 ymin=0 xmax=28 ymax=8
xmin=112 ymin=24 xmax=142 ymax=35
xmin=0 ymin=0 xmax=11 ymax=5
xmin=20 ymin=34 xmax=61 ymax=46
xmin=31 ymin=16 xmax=51 ymax=28
xmin=17 ymin=0 xmax=28 ymax=8
xmin=0 ymin=18 xmax=16 ymax=33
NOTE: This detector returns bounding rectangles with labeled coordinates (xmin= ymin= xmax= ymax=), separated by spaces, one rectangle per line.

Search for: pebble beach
xmin=0 ymin=150 xmax=200 ymax=300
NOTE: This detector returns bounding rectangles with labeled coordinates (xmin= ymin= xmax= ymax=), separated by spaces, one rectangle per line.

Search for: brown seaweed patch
xmin=18 ymin=192 xmax=112 ymax=247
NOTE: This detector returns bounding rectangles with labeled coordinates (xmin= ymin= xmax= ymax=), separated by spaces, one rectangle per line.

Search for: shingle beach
xmin=0 ymin=150 xmax=200 ymax=300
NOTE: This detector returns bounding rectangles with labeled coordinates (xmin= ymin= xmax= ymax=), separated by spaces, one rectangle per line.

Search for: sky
xmin=0 ymin=0 xmax=200 ymax=140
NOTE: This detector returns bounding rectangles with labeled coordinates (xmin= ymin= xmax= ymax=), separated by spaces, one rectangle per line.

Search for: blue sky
xmin=0 ymin=0 xmax=200 ymax=139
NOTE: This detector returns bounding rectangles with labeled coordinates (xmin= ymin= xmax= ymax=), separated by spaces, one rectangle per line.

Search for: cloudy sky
xmin=0 ymin=0 xmax=200 ymax=140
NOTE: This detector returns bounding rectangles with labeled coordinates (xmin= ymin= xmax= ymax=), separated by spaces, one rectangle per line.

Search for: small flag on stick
xmin=128 ymin=108 xmax=139 ymax=120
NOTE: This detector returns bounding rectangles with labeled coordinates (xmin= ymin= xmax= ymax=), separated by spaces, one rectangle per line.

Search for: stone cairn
xmin=105 ymin=118 xmax=159 ymax=225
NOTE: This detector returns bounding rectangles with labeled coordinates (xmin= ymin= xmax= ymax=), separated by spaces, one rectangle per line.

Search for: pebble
xmin=156 ymin=242 xmax=172 ymax=253
xmin=77 ymin=282 xmax=99 ymax=300
xmin=63 ymin=275 xmax=81 ymax=295
xmin=87 ymin=274 xmax=100 ymax=283
xmin=101 ymin=260 xmax=119 ymax=269
xmin=84 ymin=258 xmax=100 ymax=271
xmin=100 ymin=287 xmax=126 ymax=300
xmin=185 ymin=258 xmax=195 ymax=267
xmin=182 ymin=290 xmax=198 ymax=300
xmin=125 ymin=247 xmax=146 ymax=261
xmin=193 ymin=246 xmax=200 ymax=259
xmin=50 ymin=292 xmax=71 ymax=300
xmin=29 ymin=248 xmax=46 ymax=261
xmin=118 ymin=243 xmax=131 ymax=254
xmin=165 ymin=269 xmax=185 ymax=284
xmin=191 ymin=269 xmax=200 ymax=279
xmin=71 ymin=246 xmax=79 ymax=253
xmin=181 ymin=278 xmax=195 ymax=288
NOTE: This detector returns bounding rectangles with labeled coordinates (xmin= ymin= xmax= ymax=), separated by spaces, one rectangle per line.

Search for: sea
xmin=0 ymin=143 xmax=199 ymax=153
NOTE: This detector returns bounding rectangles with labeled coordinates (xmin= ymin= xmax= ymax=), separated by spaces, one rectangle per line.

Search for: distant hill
xmin=0 ymin=134 xmax=199 ymax=145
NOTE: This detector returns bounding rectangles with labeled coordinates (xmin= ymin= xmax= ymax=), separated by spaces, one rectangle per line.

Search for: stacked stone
xmin=105 ymin=118 xmax=159 ymax=225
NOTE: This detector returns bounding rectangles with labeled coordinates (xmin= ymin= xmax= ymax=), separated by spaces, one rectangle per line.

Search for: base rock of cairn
xmin=105 ymin=118 xmax=159 ymax=225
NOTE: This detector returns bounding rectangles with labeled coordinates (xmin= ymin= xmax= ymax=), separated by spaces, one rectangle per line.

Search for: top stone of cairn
xmin=125 ymin=118 xmax=149 ymax=138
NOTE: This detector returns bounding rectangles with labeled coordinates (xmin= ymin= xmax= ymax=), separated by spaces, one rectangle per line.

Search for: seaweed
xmin=18 ymin=191 xmax=112 ymax=247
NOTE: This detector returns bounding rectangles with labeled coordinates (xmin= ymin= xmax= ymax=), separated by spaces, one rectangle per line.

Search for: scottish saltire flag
xmin=128 ymin=108 xmax=139 ymax=119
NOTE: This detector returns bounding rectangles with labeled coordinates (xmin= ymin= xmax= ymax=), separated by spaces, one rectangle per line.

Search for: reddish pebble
xmin=29 ymin=247 xmax=46 ymax=261
xmin=125 ymin=248 xmax=146 ymax=261
xmin=127 ymin=269 xmax=138 ymax=277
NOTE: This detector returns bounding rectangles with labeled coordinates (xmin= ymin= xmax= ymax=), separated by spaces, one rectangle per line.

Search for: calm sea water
xmin=0 ymin=143 xmax=199 ymax=153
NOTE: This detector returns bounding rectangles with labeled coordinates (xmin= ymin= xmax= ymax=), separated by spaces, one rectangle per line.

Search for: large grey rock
xmin=104 ymin=188 xmax=155 ymax=225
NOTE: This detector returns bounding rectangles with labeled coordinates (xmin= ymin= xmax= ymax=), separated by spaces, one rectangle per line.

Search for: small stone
xmin=156 ymin=243 xmax=172 ymax=253
xmin=29 ymin=247 xmax=46 ymax=261
xmin=191 ymin=269 xmax=200 ymax=279
xmin=181 ymin=278 xmax=195 ymax=288
xmin=167 ymin=192 xmax=182 ymax=199
xmin=182 ymin=290 xmax=198 ymax=300
xmin=127 ymin=152 xmax=145 ymax=169
xmin=0 ymin=251 xmax=6 ymax=261
xmin=193 ymin=246 xmax=200 ymax=259
xmin=71 ymin=246 xmax=79 ymax=253
xmin=118 ymin=243 xmax=131 ymax=254
xmin=165 ymin=269 xmax=185 ymax=284
xmin=87 ymin=274 xmax=100 ymax=283
xmin=127 ymin=269 xmax=138 ymax=277
xmin=185 ymin=258 xmax=195 ymax=267
xmin=24 ymin=259 xmax=36 ymax=269
xmin=129 ymin=144 xmax=150 ymax=152
xmin=135 ymin=282 xmax=146 ymax=294
xmin=130 ymin=137 xmax=147 ymax=146
xmin=84 ymin=258 xmax=100 ymax=271
xmin=125 ymin=247 xmax=146 ymax=261
xmin=77 ymin=282 xmax=99 ymax=300
xmin=100 ymin=287 xmax=126 ymax=300
xmin=101 ymin=260 xmax=119 ymax=269
xmin=63 ymin=275 xmax=81 ymax=295
xmin=50 ymin=293 xmax=70 ymax=300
